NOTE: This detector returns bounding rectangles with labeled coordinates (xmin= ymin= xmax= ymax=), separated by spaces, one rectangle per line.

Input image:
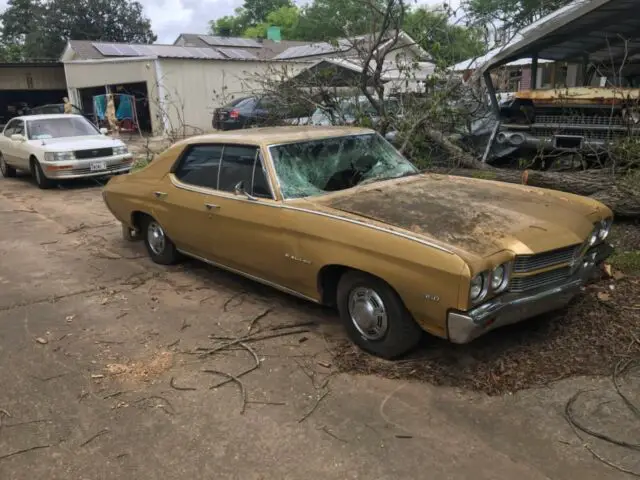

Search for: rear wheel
xmin=142 ymin=216 xmax=181 ymax=265
xmin=337 ymin=271 xmax=422 ymax=359
xmin=0 ymin=153 xmax=16 ymax=178
xmin=30 ymin=158 xmax=55 ymax=189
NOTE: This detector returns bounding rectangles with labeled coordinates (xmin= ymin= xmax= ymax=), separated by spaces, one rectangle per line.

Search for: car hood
xmin=310 ymin=174 xmax=610 ymax=260
xmin=32 ymin=136 xmax=124 ymax=151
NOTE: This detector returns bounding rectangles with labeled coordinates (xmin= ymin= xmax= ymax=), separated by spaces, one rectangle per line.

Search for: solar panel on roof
xmin=130 ymin=45 xmax=154 ymax=56
xmin=217 ymin=48 xmax=257 ymax=59
xmin=93 ymin=43 xmax=131 ymax=56
xmin=113 ymin=44 xmax=139 ymax=56
xmin=198 ymin=35 xmax=261 ymax=48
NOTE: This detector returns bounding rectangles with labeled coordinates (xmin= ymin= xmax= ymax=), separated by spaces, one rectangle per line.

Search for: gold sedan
xmin=102 ymin=126 xmax=613 ymax=358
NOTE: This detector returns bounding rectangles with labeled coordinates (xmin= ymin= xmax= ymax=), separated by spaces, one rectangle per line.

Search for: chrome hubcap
xmin=147 ymin=221 xmax=166 ymax=255
xmin=348 ymin=287 xmax=388 ymax=340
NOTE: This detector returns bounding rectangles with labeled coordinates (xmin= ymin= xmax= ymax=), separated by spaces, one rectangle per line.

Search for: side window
xmin=13 ymin=121 xmax=25 ymax=136
xmin=218 ymin=145 xmax=272 ymax=199
xmin=174 ymin=145 xmax=223 ymax=189
xmin=3 ymin=120 xmax=16 ymax=137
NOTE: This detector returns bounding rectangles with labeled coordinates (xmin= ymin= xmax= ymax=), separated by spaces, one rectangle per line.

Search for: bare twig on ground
xmin=298 ymin=390 xmax=330 ymax=423
xmin=79 ymin=429 xmax=110 ymax=447
xmin=208 ymin=342 xmax=260 ymax=389
xmin=133 ymin=396 xmax=175 ymax=415
xmin=170 ymin=376 xmax=196 ymax=391
xmin=247 ymin=400 xmax=286 ymax=406
xmin=167 ymin=339 xmax=180 ymax=348
xmin=223 ymin=291 xmax=246 ymax=312
xmin=199 ymin=328 xmax=310 ymax=357
xmin=247 ymin=308 xmax=273 ymax=334
xmin=180 ymin=319 xmax=190 ymax=331
xmin=319 ymin=425 xmax=348 ymax=443
xmin=2 ymin=419 xmax=51 ymax=428
xmin=0 ymin=445 xmax=51 ymax=462
xmin=204 ymin=369 xmax=247 ymax=414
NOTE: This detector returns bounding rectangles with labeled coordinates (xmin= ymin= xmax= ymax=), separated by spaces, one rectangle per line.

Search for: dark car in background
xmin=212 ymin=95 xmax=313 ymax=130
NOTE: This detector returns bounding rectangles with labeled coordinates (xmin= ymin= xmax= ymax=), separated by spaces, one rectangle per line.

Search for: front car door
xmin=151 ymin=144 xmax=225 ymax=258
xmin=10 ymin=120 xmax=30 ymax=169
xmin=0 ymin=119 xmax=26 ymax=168
xmin=208 ymin=144 xmax=291 ymax=284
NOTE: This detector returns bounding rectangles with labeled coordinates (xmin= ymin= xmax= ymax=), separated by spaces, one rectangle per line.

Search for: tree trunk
xmin=429 ymin=168 xmax=640 ymax=218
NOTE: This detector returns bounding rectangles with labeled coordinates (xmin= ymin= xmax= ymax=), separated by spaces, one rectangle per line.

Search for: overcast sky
xmin=0 ymin=0 xmax=457 ymax=44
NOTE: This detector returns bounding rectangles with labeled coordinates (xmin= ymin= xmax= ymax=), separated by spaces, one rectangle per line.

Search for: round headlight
xmin=470 ymin=273 xmax=485 ymax=302
xmin=598 ymin=218 xmax=612 ymax=240
xmin=491 ymin=264 xmax=506 ymax=290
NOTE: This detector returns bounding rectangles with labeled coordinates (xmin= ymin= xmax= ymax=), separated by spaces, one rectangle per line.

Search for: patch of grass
xmin=131 ymin=156 xmax=151 ymax=173
xmin=609 ymin=250 xmax=640 ymax=275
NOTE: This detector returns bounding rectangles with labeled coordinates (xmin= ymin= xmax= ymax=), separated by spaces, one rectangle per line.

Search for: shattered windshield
xmin=269 ymin=133 xmax=418 ymax=199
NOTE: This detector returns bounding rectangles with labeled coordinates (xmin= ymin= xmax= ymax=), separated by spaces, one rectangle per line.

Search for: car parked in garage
xmin=102 ymin=126 xmax=613 ymax=358
xmin=0 ymin=114 xmax=133 ymax=189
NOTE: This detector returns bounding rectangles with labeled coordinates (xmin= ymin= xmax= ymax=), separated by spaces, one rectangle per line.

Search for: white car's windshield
xmin=27 ymin=117 xmax=98 ymax=140
xmin=269 ymin=133 xmax=418 ymax=199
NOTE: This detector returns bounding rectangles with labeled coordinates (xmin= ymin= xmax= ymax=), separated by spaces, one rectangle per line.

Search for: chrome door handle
xmin=205 ymin=203 xmax=220 ymax=210
xmin=154 ymin=191 xmax=167 ymax=199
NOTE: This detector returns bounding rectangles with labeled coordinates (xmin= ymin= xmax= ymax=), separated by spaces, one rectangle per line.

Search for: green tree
xmin=0 ymin=0 xmax=156 ymax=60
xmin=243 ymin=0 xmax=293 ymax=25
xmin=294 ymin=0 xmax=384 ymax=41
xmin=210 ymin=8 xmax=251 ymax=36
xmin=404 ymin=7 xmax=484 ymax=66
xmin=243 ymin=5 xmax=301 ymax=39
xmin=464 ymin=0 xmax=572 ymax=32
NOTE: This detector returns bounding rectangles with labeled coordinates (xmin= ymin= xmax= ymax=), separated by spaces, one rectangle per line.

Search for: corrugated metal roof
xmin=480 ymin=0 xmax=640 ymax=73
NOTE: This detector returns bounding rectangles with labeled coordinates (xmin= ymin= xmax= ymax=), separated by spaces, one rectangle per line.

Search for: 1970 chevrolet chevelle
xmin=102 ymin=126 xmax=613 ymax=358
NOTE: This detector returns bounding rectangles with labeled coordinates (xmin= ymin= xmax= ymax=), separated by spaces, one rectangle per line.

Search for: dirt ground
xmin=0 ymin=173 xmax=638 ymax=480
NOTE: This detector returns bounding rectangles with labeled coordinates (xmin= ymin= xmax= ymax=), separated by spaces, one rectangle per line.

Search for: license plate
xmin=90 ymin=161 xmax=107 ymax=171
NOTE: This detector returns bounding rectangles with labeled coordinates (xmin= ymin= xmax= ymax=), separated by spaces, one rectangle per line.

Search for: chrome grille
xmin=513 ymin=244 xmax=580 ymax=273
xmin=509 ymin=267 xmax=572 ymax=293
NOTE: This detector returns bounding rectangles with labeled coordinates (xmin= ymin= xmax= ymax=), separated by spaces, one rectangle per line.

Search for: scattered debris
xmin=223 ymin=291 xmax=246 ymax=312
xmin=180 ymin=319 xmax=190 ymax=331
xmin=247 ymin=308 xmax=273 ymax=333
xmin=319 ymin=425 xmax=348 ymax=443
xmin=34 ymin=337 xmax=48 ymax=345
xmin=91 ymin=374 xmax=105 ymax=380
xmin=65 ymin=315 xmax=75 ymax=323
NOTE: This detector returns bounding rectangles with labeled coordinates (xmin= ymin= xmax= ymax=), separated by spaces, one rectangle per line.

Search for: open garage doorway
xmin=78 ymin=82 xmax=152 ymax=134
xmin=0 ymin=89 xmax=67 ymax=127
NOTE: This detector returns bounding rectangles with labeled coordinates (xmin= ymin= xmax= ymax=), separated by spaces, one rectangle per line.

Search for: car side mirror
xmin=100 ymin=128 xmax=109 ymax=135
xmin=233 ymin=181 xmax=258 ymax=201
xmin=11 ymin=134 xmax=25 ymax=142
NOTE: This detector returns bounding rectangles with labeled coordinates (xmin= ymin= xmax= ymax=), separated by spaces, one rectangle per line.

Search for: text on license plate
xmin=90 ymin=161 xmax=107 ymax=171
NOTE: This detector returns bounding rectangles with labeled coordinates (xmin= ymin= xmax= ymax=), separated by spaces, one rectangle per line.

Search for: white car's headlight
xmin=470 ymin=272 xmax=488 ymax=303
xmin=490 ymin=263 xmax=509 ymax=292
xmin=45 ymin=151 xmax=75 ymax=162
xmin=113 ymin=146 xmax=128 ymax=155
xmin=597 ymin=218 xmax=613 ymax=241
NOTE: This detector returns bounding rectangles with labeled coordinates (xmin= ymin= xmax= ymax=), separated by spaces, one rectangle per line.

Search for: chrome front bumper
xmin=42 ymin=154 xmax=134 ymax=179
xmin=447 ymin=244 xmax=613 ymax=344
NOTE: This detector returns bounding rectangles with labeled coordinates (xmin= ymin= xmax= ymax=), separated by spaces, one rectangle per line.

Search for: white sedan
xmin=0 ymin=114 xmax=133 ymax=189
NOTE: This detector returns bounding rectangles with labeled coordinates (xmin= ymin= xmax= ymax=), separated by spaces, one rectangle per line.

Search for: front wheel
xmin=0 ymin=153 xmax=17 ymax=178
xmin=31 ymin=158 xmax=55 ymax=189
xmin=337 ymin=271 xmax=423 ymax=359
xmin=142 ymin=216 xmax=181 ymax=265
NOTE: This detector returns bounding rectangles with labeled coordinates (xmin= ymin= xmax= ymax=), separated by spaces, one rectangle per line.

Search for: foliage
xmin=209 ymin=8 xmax=251 ymax=37
xmin=243 ymin=0 xmax=293 ymax=25
xmin=404 ymin=7 xmax=484 ymax=66
xmin=463 ymin=0 xmax=572 ymax=34
xmin=243 ymin=6 xmax=301 ymax=40
xmin=0 ymin=0 xmax=156 ymax=61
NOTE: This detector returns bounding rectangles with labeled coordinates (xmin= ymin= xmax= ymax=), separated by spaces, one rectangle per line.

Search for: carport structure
xmin=480 ymin=0 xmax=640 ymax=113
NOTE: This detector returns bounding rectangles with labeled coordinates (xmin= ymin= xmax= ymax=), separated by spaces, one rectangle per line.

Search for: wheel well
xmin=131 ymin=211 xmax=150 ymax=232
xmin=317 ymin=265 xmax=351 ymax=306
xmin=29 ymin=155 xmax=38 ymax=165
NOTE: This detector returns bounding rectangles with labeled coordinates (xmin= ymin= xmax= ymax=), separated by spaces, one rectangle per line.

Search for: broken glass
xmin=269 ymin=133 xmax=418 ymax=199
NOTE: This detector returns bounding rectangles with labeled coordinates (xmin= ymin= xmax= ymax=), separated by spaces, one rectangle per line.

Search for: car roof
xmin=12 ymin=114 xmax=84 ymax=121
xmin=188 ymin=126 xmax=376 ymax=146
